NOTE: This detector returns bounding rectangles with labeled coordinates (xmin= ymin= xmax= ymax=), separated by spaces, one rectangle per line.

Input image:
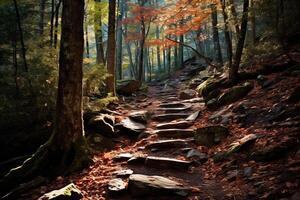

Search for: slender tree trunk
xmin=156 ymin=26 xmax=161 ymax=72
xmin=94 ymin=0 xmax=105 ymax=64
xmin=138 ymin=20 xmax=145 ymax=82
xmin=211 ymin=4 xmax=223 ymax=65
xmin=54 ymin=0 xmax=62 ymax=48
xmin=226 ymin=0 xmax=240 ymax=39
xmin=229 ymin=0 xmax=249 ymax=81
xmin=39 ymin=0 xmax=46 ymax=35
xmin=50 ymin=0 xmax=55 ymax=46
xmin=12 ymin=30 xmax=19 ymax=97
xmin=249 ymin=0 xmax=256 ymax=45
xmin=107 ymin=0 xmax=116 ymax=95
xmin=84 ymin=10 xmax=90 ymax=58
xmin=221 ymin=0 xmax=233 ymax=69
xmin=167 ymin=46 xmax=171 ymax=75
xmin=13 ymin=0 xmax=27 ymax=72
xmin=116 ymin=0 xmax=124 ymax=80
xmin=178 ymin=35 xmax=184 ymax=68
xmin=174 ymin=36 xmax=178 ymax=68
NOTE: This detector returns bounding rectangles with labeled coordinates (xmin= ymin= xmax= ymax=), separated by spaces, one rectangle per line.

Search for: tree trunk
xmin=54 ymin=0 xmax=62 ymax=48
xmin=94 ymin=0 xmax=105 ymax=64
xmin=106 ymin=0 xmax=116 ymax=96
xmin=0 ymin=0 xmax=90 ymax=195
xmin=12 ymin=28 xmax=19 ymax=97
xmin=174 ymin=36 xmax=178 ymax=68
xmin=138 ymin=20 xmax=145 ymax=82
xmin=179 ymin=28 xmax=184 ymax=68
xmin=249 ymin=0 xmax=256 ymax=45
xmin=13 ymin=0 xmax=28 ymax=72
xmin=167 ymin=46 xmax=171 ymax=75
xmin=39 ymin=0 xmax=46 ymax=35
xmin=50 ymin=0 xmax=55 ymax=46
xmin=211 ymin=4 xmax=223 ymax=66
xmin=220 ymin=0 xmax=233 ymax=69
xmin=116 ymin=0 xmax=124 ymax=80
xmin=229 ymin=0 xmax=249 ymax=81
xmin=84 ymin=9 xmax=90 ymax=58
xmin=226 ymin=0 xmax=240 ymax=40
xmin=156 ymin=26 xmax=161 ymax=72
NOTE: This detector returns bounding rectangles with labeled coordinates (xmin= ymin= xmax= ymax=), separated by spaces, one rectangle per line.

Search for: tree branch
xmin=165 ymin=37 xmax=218 ymax=68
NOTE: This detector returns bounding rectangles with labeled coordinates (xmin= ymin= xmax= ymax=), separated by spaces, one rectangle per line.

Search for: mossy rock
xmin=38 ymin=183 xmax=83 ymax=200
xmin=117 ymin=79 xmax=141 ymax=96
xmin=194 ymin=125 xmax=229 ymax=147
xmin=218 ymin=82 xmax=253 ymax=106
xmin=196 ymin=77 xmax=224 ymax=99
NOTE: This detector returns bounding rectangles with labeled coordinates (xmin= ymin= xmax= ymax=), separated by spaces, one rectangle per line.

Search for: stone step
xmin=153 ymin=129 xmax=195 ymax=138
xmin=156 ymin=121 xmax=193 ymax=129
xmin=152 ymin=113 xmax=190 ymax=121
xmin=128 ymin=174 xmax=189 ymax=197
xmin=157 ymin=107 xmax=191 ymax=114
xmin=144 ymin=139 xmax=191 ymax=150
xmin=159 ymin=102 xmax=186 ymax=108
xmin=145 ymin=156 xmax=192 ymax=169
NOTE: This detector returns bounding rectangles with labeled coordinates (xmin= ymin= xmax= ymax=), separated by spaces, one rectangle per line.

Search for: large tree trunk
xmin=229 ymin=0 xmax=250 ymax=81
xmin=211 ymin=4 xmax=223 ymax=66
xmin=0 ymin=0 xmax=90 ymax=195
xmin=106 ymin=0 xmax=116 ymax=96
xmin=116 ymin=0 xmax=124 ymax=80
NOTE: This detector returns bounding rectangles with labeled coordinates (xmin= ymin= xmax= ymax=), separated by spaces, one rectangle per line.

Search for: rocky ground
xmin=11 ymin=49 xmax=300 ymax=200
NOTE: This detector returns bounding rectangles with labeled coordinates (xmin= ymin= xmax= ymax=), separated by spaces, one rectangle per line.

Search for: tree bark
xmin=13 ymin=0 xmax=28 ymax=72
xmin=116 ymin=0 xmax=124 ymax=80
xmin=106 ymin=0 xmax=116 ymax=96
xmin=39 ymin=0 xmax=46 ymax=35
xmin=54 ymin=0 xmax=62 ymax=48
xmin=229 ymin=0 xmax=250 ymax=81
xmin=94 ymin=0 xmax=105 ymax=64
xmin=156 ymin=26 xmax=161 ymax=71
xmin=211 ymin=4 xmax=223 ymax=65
xmin=220 ymin=0 xmax=233 ymax=69
xmin=84 ymin=8 xmax=90 ymax=58
xmin=0 ymin=0 xmax=90 ymax=195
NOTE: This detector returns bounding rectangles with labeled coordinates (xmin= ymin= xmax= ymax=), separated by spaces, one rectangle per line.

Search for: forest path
xmin=100 ymin=66 xmax=226 ymax=199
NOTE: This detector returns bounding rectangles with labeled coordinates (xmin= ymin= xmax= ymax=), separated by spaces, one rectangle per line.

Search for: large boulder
xmin=115 ymin=117 xmax=146 ymax=137
xmin=129 ymin=110 xmax=151 ymax=124
xmin=218 ymin=82 xmax=254 ymax=106
xmin=179 ymin=89 xmax=197 ymax=100
xmin=38 ymin=183 xmax=83 ymax=200
xmin=117 ymin=80 xmax=141 ymax=96
xmin=194 ymin=125 xmax=229 ymax=147
xmin=87 ymin=114 xmax=116 ymax=137
xmin=196 ymin=77 xmax=225 ymax=101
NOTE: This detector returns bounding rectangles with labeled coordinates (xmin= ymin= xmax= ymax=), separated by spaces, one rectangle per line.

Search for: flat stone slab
xmin=154 ymin=129 xmax=195 ymax=138
xmin=38 ymin=183 xmax=83 ymax=200
xmin=153 ymin=113 xmax=190 ymax=122
xmin=113 ymin=153 xmax=134 ymax=162
xmin=128 ymin=174 xmax=189 ymax=197
xmin=145 ymin=139 xmax=190 ymax=150
xmin=108 ymin=178 xmax=127 ymax=193
xmin=112 ymin=169 xmax=134 ymax=178
xmin=115 ymin=118 xmax=146 ymax=136
xmin=145 ymin=156 xmax=192 ymax=169
xmin=159 ymin=102 xmax=186 ymax=108
xmin=186 ymin=111 xmax=200 ymax=121
xmin=156 ymin=121 xmax=193 ymax=129
xmin=157 ymin=105 xmax=191 ymax=113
